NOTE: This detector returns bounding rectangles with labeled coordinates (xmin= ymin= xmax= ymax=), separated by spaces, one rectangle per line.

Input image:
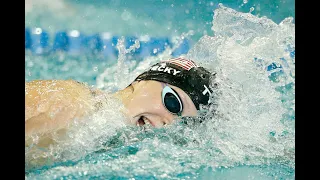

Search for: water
xmin=25 ymin=0 xmax=294 ymax=41
xmin=25 ymin=1 xmax=295 ymax=179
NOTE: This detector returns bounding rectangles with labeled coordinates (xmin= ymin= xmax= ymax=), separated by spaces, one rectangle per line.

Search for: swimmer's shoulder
xmin=25 ymin=79 xmax=107 ymax=105
xmin=25 ymin=79 xmax=101 ymax=133
xmin=26 ymin=79 xmax=87 ymax=88
xmin=26 ymin=79 xmax=93 ymax=94
xmin=25 ymin=79 xmax=98 ymax=109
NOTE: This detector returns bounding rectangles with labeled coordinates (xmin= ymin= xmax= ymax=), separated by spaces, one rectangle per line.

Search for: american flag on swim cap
xmin=162 ymin=57 xmax=199 ymax=71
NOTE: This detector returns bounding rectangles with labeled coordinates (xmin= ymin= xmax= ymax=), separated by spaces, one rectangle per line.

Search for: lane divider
xmin=25 ymin=28 xmax=191 ymax=58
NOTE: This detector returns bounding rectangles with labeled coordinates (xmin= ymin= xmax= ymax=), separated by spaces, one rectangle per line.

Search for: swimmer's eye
xmin=161 ymin=85 xmax=183 ymax=116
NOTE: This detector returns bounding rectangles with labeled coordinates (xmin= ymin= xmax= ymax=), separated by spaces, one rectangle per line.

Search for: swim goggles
xmin=161 ymin=83 xmax=183 ymax=116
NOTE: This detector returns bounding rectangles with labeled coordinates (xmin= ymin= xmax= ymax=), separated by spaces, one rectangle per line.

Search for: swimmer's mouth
xmin=136 ymin=116 xmax=154 ymax=127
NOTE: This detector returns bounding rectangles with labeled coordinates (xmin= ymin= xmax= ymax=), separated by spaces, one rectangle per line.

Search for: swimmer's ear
xmin=125 ymin=81 xmax=138 ymax=89
xmin=125 ymin=80 xmax=140 ymax=92
xmin=131 ymin=81 xmax=139 ymax=86
xmin=131 ymin=80 xmax=142 ymax=89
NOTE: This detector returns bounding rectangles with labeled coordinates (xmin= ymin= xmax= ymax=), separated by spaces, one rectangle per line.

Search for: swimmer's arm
xmin=25 ymin=80 xmax=108 ymax=169
xmin=25 ymin=79 xmax=100 ymax=136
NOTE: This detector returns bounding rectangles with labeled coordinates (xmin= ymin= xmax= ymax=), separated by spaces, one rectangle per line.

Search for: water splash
xmin=25 ymin=93 xmax=128 ymax=171
xmin=187 ymin=3 xmax=294 ymax=168
xmin=95 ymin=30 xmax=195 ymax=91
xmin=95 ymin=36 xmax=140 ymax=91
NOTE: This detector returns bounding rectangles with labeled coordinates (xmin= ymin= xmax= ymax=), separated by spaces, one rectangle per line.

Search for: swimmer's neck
xmin=112 ymin=84 xmax=134 ymax=103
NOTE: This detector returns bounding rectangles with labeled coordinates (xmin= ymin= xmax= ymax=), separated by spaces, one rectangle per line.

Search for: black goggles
xmin=161 ymin=83 xmax=183 ymax=116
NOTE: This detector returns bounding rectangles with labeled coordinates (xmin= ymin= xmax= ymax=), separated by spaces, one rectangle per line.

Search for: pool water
xmin=25 ymin=0 xmax=295 ymax=179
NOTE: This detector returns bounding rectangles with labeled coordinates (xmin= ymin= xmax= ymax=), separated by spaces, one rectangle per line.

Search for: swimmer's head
xmin=116 ymin=57 xmax=216 ymax=127
xmin=135 ymin=58 xmax=215 ymax=110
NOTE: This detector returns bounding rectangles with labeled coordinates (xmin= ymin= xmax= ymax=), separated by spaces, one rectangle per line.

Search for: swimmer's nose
xmin=150 ymin=102 xmax=176 ymax=127
xmin=146 ymin=113 xmax=174 ymax=127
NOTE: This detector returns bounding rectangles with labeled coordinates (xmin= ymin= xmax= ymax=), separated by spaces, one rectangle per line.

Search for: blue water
xmin=25 ymin=0 xmax=295 ymax=179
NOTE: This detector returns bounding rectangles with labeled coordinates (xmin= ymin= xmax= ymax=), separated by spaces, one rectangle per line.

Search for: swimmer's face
xmin=119 ymin=80 xmax=198 ymax=127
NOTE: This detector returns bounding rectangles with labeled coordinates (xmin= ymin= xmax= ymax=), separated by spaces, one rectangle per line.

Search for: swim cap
xmin=134 ymin=57 xmax=215 ymax=110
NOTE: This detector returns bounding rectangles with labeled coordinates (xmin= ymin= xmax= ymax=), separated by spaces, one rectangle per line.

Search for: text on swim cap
xmin=202 ymin=85 xmax=212 ymax=96
xmin=151 ymin=64 xmax=181 ymax=75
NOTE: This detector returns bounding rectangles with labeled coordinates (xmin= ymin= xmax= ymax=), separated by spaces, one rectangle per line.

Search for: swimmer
xmin=25 ymin=57 xmax=215 ymax=139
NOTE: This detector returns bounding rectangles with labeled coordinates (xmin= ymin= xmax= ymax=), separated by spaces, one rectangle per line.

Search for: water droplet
xmin=69 ymin=30 xmax=80 ymax=37
xmin=249 ymin=7 xmax=254 ymax=13
xmin=121 ymin=11 xmax=132 ymax=21
xmin=153 ymin=49 xmax=158 ymax=54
